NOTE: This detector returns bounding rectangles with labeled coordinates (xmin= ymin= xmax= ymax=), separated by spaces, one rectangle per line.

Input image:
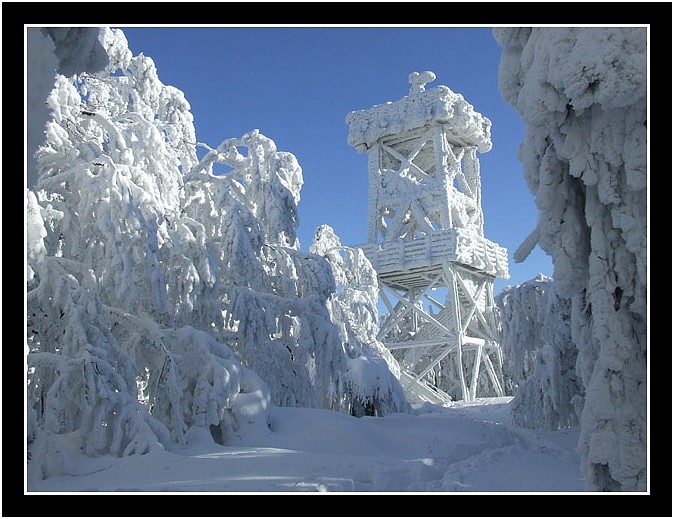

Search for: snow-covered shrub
xmin=311 ymin=225 xmax=410 ymax=416
xmin=494 ymin=27 xmax=647 ymax=491
xmin=497 ymin=275 xmax=582 ymax=429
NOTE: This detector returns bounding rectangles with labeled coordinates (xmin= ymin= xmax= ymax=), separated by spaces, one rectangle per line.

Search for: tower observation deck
xmin=346 ymin=71 xmax=509 ymax=404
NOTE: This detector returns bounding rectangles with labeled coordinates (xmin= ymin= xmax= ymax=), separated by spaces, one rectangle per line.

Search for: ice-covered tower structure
xmin=347 ymin=71 xmax=510 ymax=404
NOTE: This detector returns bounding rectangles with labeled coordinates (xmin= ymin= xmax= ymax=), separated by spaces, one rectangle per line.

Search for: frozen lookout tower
xmin=346 ymin=71 xmax=510 ymax=404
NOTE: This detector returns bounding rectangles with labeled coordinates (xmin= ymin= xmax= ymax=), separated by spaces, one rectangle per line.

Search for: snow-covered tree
xmin=184 ymin=136 xmax=409 ymax=416
xmin=27 ymin=28 xmax=271 ymax=481
xmin=310 ymin=225 xmax=410 ymax=416
xmin=27 ymin=27 xmax=410 ymax=482
xmin=183 ymin=130 xmax=348 ymax=410
xmin=497 ymin=274 xmax=552 ymax=393
xmin=497 ymin=274 xmax=582 ymax=429
xmin=494 ymin=27 xmax=647 ymax=491
xmin=27 ymin=27 xmax=109 ymax=188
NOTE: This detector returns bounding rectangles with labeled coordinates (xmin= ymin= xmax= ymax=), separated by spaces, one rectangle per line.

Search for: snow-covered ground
xmin=24 ymin=26 xmax=652 ymax=502
xmin=28 ymin=397 xmax=585 ymax=493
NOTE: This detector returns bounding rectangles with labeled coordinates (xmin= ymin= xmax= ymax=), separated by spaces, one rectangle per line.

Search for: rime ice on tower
xmin=347 ymin=72 xmax=509 ymax=404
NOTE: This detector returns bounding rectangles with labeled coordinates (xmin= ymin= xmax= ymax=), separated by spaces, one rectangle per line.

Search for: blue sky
xmin=121 ymin=26 xmax=553 ymax=294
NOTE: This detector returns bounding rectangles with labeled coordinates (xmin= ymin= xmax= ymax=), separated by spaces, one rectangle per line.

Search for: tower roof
xmin=345 ymin=71 xmax=492 ymax=153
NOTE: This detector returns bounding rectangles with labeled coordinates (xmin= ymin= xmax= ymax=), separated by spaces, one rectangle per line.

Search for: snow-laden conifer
xmin=185 ymin=133 xmax=407 ymax=415
xmin=311 ymin=225 xmax=410 ymax=416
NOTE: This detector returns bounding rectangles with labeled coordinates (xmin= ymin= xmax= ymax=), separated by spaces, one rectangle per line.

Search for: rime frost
xmin=494 ymin=27 xmax=647 ymax=491
xmin=346 ymin=78 xmax=492 ymax=155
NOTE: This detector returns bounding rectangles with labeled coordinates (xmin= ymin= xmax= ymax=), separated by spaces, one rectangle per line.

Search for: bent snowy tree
xmin=27 ymin=27 xmax=407 ymax=481
xmin=27 ymin=29 xmax=272 ymax=481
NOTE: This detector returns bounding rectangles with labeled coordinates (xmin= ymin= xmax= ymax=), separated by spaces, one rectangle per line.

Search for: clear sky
xmin=121 ymin=25 xmax=553 ymax=294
